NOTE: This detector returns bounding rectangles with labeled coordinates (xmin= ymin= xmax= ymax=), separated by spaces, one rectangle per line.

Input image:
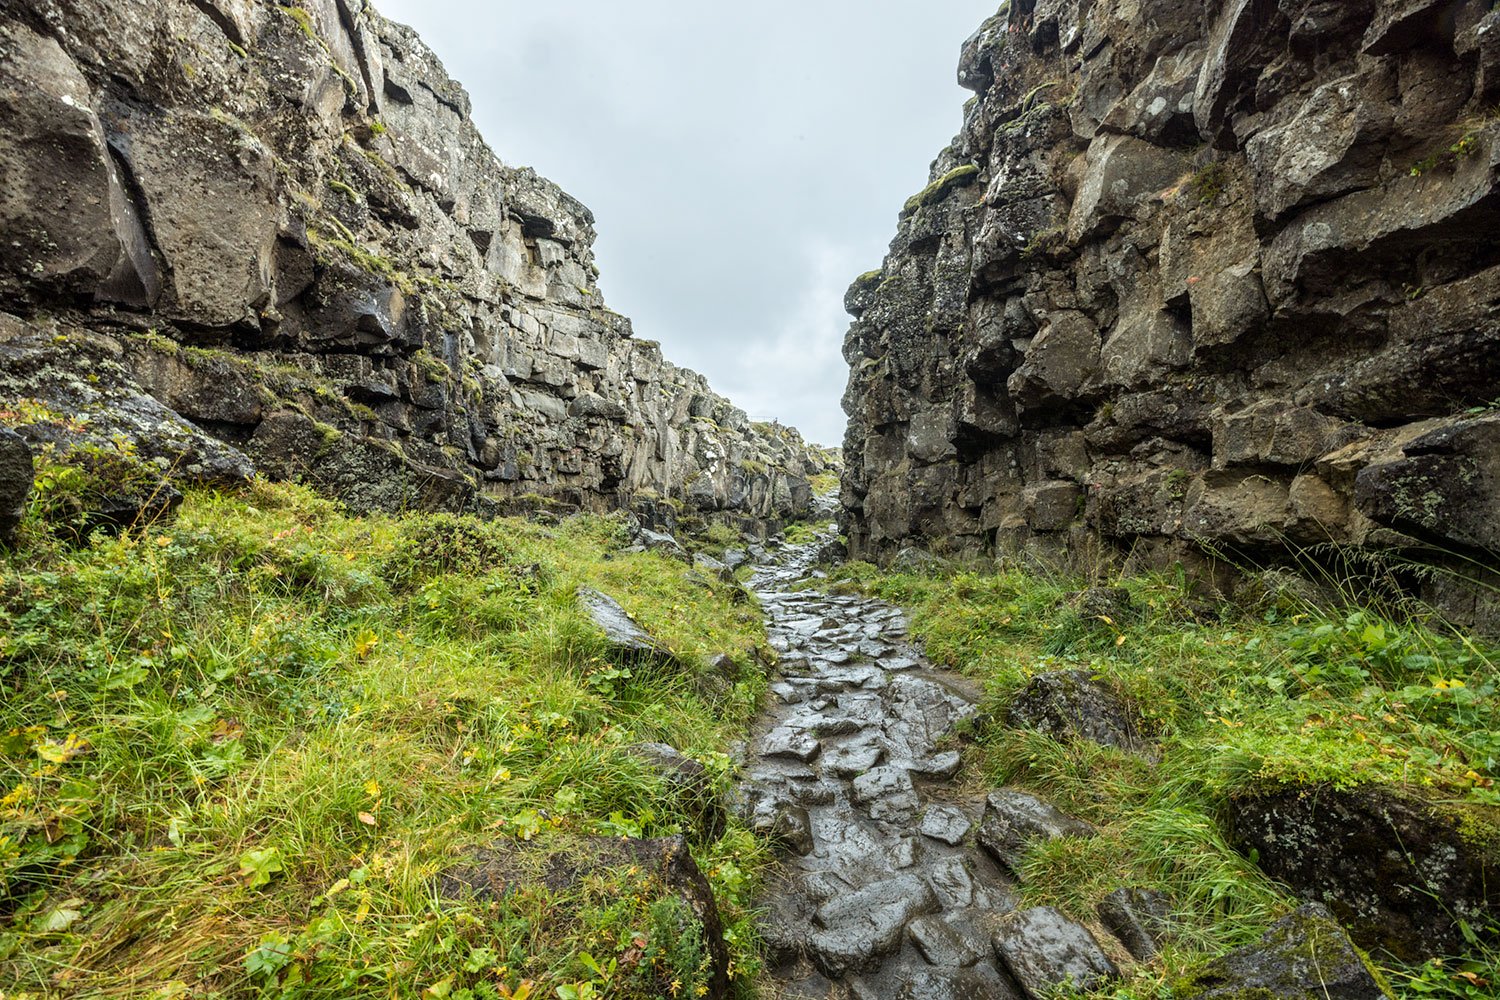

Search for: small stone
xmin=771 ymin=803 xmax=816 ymax=857
xmin=977 ymin=789 xmax=1094 ymax=875
xmin=913 ymin=750 xmax=963 ymax=779
xmin=1097 ymin=887 xmax=1174 ymax=960
xmin=926 ymin=855 xmax=978 ymax=909
xmin=908 ymin=910 xmax=993 ymax=968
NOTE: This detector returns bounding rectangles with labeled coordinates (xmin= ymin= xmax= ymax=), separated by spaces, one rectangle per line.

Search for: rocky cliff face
xmin=0 ymin=0 xmax=834 ymax=524
xmin=841 ymin=0 xmax=1500 ymax=624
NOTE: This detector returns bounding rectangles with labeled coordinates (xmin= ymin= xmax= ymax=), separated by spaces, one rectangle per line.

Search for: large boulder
xmin=1228 ymin=784 xmax=1500 ymax=960
xmin=1181 ymin=904 xmax=1391 ymax=999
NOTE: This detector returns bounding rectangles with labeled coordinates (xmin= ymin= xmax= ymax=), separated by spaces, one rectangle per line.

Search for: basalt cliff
xmin=0 ymin=0 xmax=833 ymax=527
xmin=841 ymin=0 xmax=1500 ymax=626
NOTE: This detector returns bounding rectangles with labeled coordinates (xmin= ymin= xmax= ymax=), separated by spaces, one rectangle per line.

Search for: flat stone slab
xmin=918 ymin=803 xmax=973 ymax=845
xmin=991 ymin=906 xmax=1118 ymax=999
xmin=763 ymin=726 xmax=821 ymax=763
xmin=908 ymin=910 xmax=994 ymax=967
xmin=913 ymin=750 xmax=963 ymax=778
xmin=822 ymin=740 xmax=886 ymax=778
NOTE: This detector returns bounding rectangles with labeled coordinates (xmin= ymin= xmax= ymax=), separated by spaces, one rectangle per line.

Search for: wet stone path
xmin=731 ymin=532 xmax=1031 ymax=1000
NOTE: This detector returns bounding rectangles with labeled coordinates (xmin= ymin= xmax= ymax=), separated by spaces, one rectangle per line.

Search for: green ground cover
xmin=825 ymin=561 xmax=1500 ymax=999
xmin=1 ymin=461 xmax=771 ymax=1000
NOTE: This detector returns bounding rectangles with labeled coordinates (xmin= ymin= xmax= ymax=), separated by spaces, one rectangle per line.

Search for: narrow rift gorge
xmin=1 ymin=2 xmax=1499 ymax=1000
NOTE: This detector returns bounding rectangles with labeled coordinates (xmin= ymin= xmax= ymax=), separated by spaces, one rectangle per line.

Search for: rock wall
xmin=840 ymin=0 xmax=1500 ymax=624
xmin=0 ymin=0 xmax=834 ymax=524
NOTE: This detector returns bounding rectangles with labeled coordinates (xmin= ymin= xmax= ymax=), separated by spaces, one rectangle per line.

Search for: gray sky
xmin=376 ymin=0 xmax=995 ymax=447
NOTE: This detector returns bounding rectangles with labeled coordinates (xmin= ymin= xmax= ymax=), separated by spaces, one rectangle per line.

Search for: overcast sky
xmin=376 ymin=0 xmax=996 ymax=447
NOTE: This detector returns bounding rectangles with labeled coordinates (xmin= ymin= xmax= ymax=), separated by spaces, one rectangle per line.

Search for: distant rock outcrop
xmin=0 ymin=1 xmax=834 ymax=525
xmin=840 ymin=0 xmax=1500 ymax=628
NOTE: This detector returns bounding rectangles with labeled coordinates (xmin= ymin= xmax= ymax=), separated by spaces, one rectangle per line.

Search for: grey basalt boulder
xmin=1228 ymin=783 xmax=1499 ymax=960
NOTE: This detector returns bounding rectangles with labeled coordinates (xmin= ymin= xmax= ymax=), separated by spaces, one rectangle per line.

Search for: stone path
xmin=732 ymin=529 xmax=1122 ymax=1000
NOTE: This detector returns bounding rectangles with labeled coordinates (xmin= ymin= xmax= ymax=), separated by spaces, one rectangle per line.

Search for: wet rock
xmin=1007 ymin=670 xmax=1146 ymax=753
xmin=896 ymin=964 xmax=1021 ymax=1000
xmin=977 ymin=789 xmax=1095 ymax=876
xmin=822 ymin=740 xmax=885 ymax=778
xmin=926 ymin=854 xmax=981 ymax=909
xmin=1181 ymin=904 xmax=1388 ymax=999
xmin=578 ymin=587 xmax=668 ymax=658
xmin=908 ymin=910 xmax=994 ymax=967
xmin=810 ymin=874 xmax=939 ymax=977
xmin=763 ymin=726 xmax=822 ymax=763
xmin=1228 ymin=784 xmax=1500 ymax=959
xmin=440 ymin=835 xmax=729 ymax=999
xmin=912 ymin=750 xmax=963 ymax=779
xmin=771 ymin=803 xmax=816 ymax=856
xmin=851 ymin=766 xmax=921 ymax=824
xmin=991 ymin=906 xmax=1118 ymax=999
xmin=0 ymin=429 xmax=33 ymax=543
xmin=1097 ymin=887 xmax=1174 ymax=960
xmin=731 ymin=783 xmax=814 ymax=856
xmin=918 ymin=804 xmax=974 ymax=846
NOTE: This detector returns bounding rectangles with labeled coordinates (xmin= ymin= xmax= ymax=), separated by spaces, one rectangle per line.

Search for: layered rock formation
xmin=840 ymin=0 xmax=1500 ymax=624
xmin=0 ymin=0 xmax=833 ymax=524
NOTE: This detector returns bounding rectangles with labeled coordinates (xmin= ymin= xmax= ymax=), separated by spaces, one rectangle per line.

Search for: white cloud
xmin=375 ymin=0 xmax=995 ymax=447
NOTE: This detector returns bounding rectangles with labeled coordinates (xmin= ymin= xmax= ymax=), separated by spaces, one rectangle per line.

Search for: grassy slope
xmin=1 ymin=477 xmax=772 ymax=1000
xmin=826 ymin=562 xmax=1500 ymax=999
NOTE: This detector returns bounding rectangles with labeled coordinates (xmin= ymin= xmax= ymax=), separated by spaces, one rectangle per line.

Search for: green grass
xmin=0 ymin=463 xmax=772 ymax=998
xmin=826 ymin=562 xmax=1500 ymax=998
